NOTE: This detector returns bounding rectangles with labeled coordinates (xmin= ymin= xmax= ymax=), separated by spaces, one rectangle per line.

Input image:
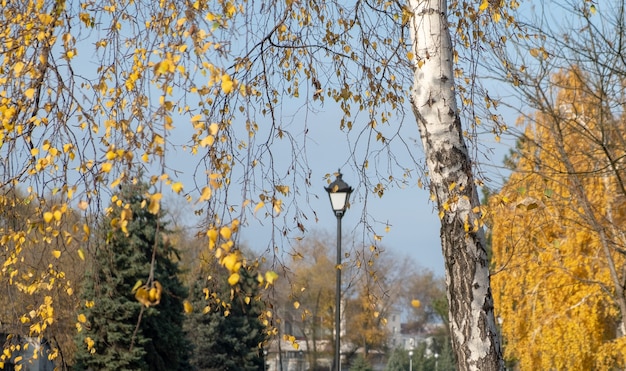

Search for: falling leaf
xmin=411 ymin=299 xmax=421 ymax=308
xmin=183 ymin=300 xmax=193 ymax=313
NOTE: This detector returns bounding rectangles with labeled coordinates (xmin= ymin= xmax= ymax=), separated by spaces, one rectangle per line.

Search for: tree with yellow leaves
xmin=0 ymin=188 xmax=86 ymax=366
xmin=490 ymin=66 xmax=626 ymax=369
xmin=486 ymin=1 xmax=626 ymax=369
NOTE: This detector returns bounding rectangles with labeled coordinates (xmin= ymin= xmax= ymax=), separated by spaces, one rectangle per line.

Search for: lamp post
xmin=408 ymin=349 xmax=414 ymax=371
xmin=325 ymin=170 xmax=353 ymax=371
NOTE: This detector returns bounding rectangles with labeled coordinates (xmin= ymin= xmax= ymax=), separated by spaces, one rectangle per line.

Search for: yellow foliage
xmin=491 ymin=69 xmax=626 ymax=370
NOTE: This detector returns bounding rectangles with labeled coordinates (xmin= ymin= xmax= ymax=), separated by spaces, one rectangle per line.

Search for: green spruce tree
xmin=350 ymin=354 xmax=374 ymax=371
xmin=74 ymin=180 xmax=190 ymax=370
xmin=184 ymin=258 xmax=267 ymax=370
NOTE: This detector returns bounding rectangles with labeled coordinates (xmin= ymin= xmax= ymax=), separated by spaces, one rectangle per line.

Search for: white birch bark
xmin=407 ymin=1 xmax=503 ymax=369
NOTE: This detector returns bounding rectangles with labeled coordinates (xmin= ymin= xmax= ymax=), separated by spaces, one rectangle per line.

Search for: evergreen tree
xmin=350 ymin=354 xmax=374 ymax=371
xmin=185 ymin=259 xmax=266 ymax=370
xmin=74 ymin=180 xmax=190 ymax=370
xmin=385 ymin=347 xmax=408 ymax=371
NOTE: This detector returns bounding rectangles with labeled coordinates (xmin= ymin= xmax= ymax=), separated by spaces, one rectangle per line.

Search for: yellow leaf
xmin=200 ymin=135 xmax=215 ymax=147
xmin=156 ymin=59 xmax=172 ymax=75
xmin=207 ymin=228 xmax=218 ymax=243
xmin=198 ymin=186 xmax=212 ymax=202
xmin=221 ymin=74 xmax=234 ymax=94
xmin=479 ymin=0 xmax=489 ymax=11
xmin=135 ymin=287 xmax=151 ymax=307
xmin=254 ymin=201 xmax=265 ymax=214
xmin=101 ymin=162 xmax=113 ymax=173
xmin=228 ymin=273 xmax=240 ymax=286
xmin=52 ymin=250 xmax=61 ymax=259
xmin=171 ymin=182 xmax=183 ymax=194
xmin=43 ymin=212 xmax=53 ymax=223
xmin=148 ymin=193 xmax=162 ymax=214
xmin=105 ymin=150 xmax=116 ymax=160
xmin=85 ymin=337 xmax=95 ymax=353
xmin=209 ymin=123 xmax=219 ymax=135
xmin=220 ymin=226 xmax=232 ymax=240
xmin=222 ymin=253 xmax=240 ymax=273
xmin=265 ymin=271 xmax=279 ymax=285
xmin=132 ymin=280 xmax=143 ymax=293
xmin=14 ymin=61 xmax=25 ymax=75
xmin=77 ymin=314 xmax=87 ymax=323
xmin=53 ymin=210 xmax=62 ymax=221
xmin=411 ymin=299 xmax=421 ymax=308
xmin=293 ymin=301 xmax=300 ymax=309
xmin=183 ymin=300 xmax=193 ymax=313
xmin=25 ymin=88 xmax=35 ymax=99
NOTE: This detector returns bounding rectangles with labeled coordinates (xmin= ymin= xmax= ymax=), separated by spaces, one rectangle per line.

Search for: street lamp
xmin=325 ymin=170 xmax=353 ymax=371
xmin=408 ymin=349 xmax=414 ymax=371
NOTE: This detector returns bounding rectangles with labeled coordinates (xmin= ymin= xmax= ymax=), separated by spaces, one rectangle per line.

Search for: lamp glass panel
xmin=329 ymin=192 xmax=348 ymax=211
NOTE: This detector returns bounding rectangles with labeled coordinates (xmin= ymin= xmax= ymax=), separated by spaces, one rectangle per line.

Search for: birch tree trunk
xmin=408 ymin=1 xmax=504 ymax=369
